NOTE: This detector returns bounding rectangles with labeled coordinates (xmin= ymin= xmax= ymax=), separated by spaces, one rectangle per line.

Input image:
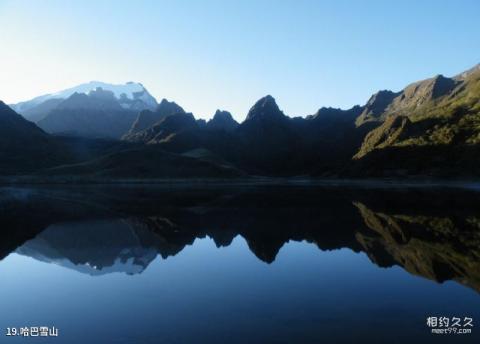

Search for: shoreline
xmin=0 ymin=176 xmax=479 ymax=190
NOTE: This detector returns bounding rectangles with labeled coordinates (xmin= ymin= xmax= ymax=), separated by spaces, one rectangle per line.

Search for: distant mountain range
xmin=12 ymin=81 xmax=157 ymax=115
xmin=2 ymin=63 xmax=480 ymax=179
xmin=11 ymin=81 xmax=157 ymax=139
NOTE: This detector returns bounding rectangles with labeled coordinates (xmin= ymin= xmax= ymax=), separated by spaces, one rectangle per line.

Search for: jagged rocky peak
xmin=367 ymin=89 xmax=397 ymax=104
xmin=55 ymin=92 xmax=88 ymax=108
xmin=309 ymin=105 xmax=364 ymax=125
xmin=129 ymin=111 xmax=199 ymax=144
xmin=245 ymin=95 xmax=285 ymax=121
xmin=207 ymin=110 xmax=239 ymax=131
xmin=156 ymin=98 xmax=185 ymax=116
xmin=314 ymin=106 xmax=343 ymax=117
xmin=144 ymin=112 xmax=198 ymax=137
xmin=125 ymin=98 xmax=186 ymax=137
xmin=365 ymin=90 xmax=398 ymax=115
xmin=159 ymin=111 xmax=196 ymax=125
xmin=56 ymin=91 xmax=122 ymax=111
xmin=357 ymin=73 xmax=460 ymax=127
xmin=89 ymin=87 xmax=116 ymax=99
xmin=213 ymin=109 xmax=233 ymax=119
xmin=355 ymin=90 xmax=399 ymax=126
xmin=400 ymin=74 xmax=457 ymax=103
xmin=308 ymin=107 xmax=343 ymax=121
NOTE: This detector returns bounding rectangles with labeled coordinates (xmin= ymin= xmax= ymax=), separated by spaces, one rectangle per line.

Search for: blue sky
xmin=0 ymin=0 xmax=479 ymax=120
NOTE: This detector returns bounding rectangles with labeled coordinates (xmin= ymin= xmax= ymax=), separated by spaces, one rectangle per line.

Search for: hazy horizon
xmin=1 ymin=0 xmax=479 ymax=120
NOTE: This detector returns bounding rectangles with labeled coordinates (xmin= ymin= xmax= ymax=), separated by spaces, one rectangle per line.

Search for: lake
xmin=0 ymin=183 xmax=479 ymax=343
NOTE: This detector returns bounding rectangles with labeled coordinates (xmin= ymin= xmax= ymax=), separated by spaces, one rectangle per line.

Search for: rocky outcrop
xmin=206 ymin=110 xmax=238 ymax=131
xmin=353 ymin=115 xmax=411 ymax=159
xmin=124 ymin=98 xmax=185 ymax=137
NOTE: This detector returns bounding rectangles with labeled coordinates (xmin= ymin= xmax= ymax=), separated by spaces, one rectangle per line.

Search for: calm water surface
xmin=0 ymin=184 xmax=479 ymax=343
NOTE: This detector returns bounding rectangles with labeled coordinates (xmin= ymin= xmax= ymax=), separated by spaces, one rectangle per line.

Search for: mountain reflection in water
xmin=1 ymin=184 xmax=480 ymax=292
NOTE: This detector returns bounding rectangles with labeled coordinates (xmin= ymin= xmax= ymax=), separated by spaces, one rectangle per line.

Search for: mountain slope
xmin=234 ymin=95 xmax=303 ymax=174
xmin=44 ymin=146 xmax=244 ymax=178
xmin=123 ymin=112 xmax=199 ymax=145
xmin=121 ymin=95 xmax=369 ymax=175
xmin=355 ymin=75 xmax=458 ymax=126
xmin=294 ymin=105 xmax=372 ymax=174
xmin=351 ymin=65 xmax=480 ymax=176
xmin=124 ymin=99 xmax=185 ymax=137
xmin=20 ymin=98 xmax=65 ymax=123
xmin=0 ymin=101 xmax=67 ymax=173
xmin=37 ymin=89 xmax=138 ymax=139
xmin=4 ymin=62 xmax=480 ymax=179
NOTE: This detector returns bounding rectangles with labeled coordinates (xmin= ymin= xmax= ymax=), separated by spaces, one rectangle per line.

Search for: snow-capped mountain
xmin=9 ymin=81 xmax=158 ymax=139
xmin=12 ymin=81 xmax=158 ymax=119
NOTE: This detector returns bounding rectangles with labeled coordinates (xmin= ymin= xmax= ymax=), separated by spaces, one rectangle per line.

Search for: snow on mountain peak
xmin=52 ymin=81 xmax=148 ymax=101
xmin=13 ymin=81 xmax=158 ymax=113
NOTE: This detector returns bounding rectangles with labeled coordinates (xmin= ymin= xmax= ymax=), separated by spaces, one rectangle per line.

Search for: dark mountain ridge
xmin=206 ymin=110 xmax=238 ymax=131
xmin=2 ymin=62 xmax=480 ymax=179
xmin=124 ymin=98 xmax=186 ymax=138
xmin=0 ymin=101 xmax=68 ymax=174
